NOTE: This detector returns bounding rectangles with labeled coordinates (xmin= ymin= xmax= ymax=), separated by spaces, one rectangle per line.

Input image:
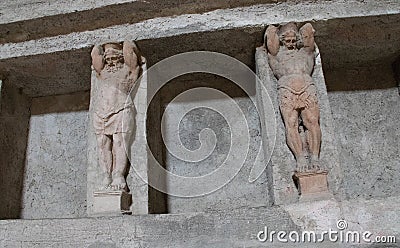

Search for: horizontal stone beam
xmin=1 ymin=197 xmax=399 ymax=247
xmin=0 ymin=0 xmax=280 ymax=44
xmin=0 ymin=0 xmax=399 ymax=60
xmin=0 ymin=0 xmax=139 ymax=24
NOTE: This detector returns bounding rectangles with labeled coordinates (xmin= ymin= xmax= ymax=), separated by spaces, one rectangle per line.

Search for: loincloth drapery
xmin=278 ymin=78 xmax=318 ymax=111
xmin=93 ymin=106 xmax=135 ymax=135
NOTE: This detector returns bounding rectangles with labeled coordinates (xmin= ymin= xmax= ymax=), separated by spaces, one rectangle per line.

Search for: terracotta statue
xmin=265 ymin=22 xmax=322 ymax=172
xmin=91 ymin=41 xmax=143 ymax=191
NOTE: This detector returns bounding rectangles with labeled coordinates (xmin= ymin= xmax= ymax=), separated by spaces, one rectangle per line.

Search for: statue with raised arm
xmin=265 ymin=22 xmax=322 ymax=172
xmin=91 ymin=41 xmax=143 ymax=191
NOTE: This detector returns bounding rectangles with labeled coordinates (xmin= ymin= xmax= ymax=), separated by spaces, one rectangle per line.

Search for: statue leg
xmin=301 ymin=105 xmax=321 ymax=171
xmin=96 ymin=134 xmax=113 ymax=190
xmin=280 ymin=106 xmax=307 ymax=172
xmin=111 ymin=132 xmax=128 ymax=191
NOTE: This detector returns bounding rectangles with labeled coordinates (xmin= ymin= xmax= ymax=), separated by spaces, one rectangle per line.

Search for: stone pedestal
xmin=93 ymin=191 xmax=132 ymax=214
xmin=293 ymin=171 xmax=333 ymax=202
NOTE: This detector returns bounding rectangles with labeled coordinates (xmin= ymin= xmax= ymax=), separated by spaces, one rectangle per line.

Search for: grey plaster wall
xmin=326 ymin=65 xmax=400 ymax=200
xmin=159 ymin=74 xmax=269 ymax=213
xmin=147 ymin=78 xmax=168 ymax=214
xmin=0 ymin=79 xmax=31 ymax=219
xmin=21 ymin=92 xmax=89 ymax=219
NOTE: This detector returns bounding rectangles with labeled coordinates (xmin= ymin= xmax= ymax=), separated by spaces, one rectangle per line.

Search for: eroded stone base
xmin=2 ymin=197 xmax=399 ymax=247
xmin=294 ymin=171 xmax=332 ymax=202
xmin=93 ymin=191 xmax=132 ymax=215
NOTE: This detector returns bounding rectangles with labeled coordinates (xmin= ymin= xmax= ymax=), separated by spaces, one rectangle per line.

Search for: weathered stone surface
xmin=21 ymin=93 xmax=88 ymax=219
xmin=93 ymin=191 xmax=132 ymax=214
xmin=284 ymin=196 xmax=400 ymax=239
xmin=1 ymin=197 xmax=399 ymax=247
xmin=159 ymin=74 xmax=269 ymax=213
xmin=0 ymin=0 xmax=282 ymax=44
xmin=0 ymin=206 xmax=301 ymax=247
xmin=0 ymin=0 xmax=141 ymax=24
xmin=1 ymin=0 xmax=399 ymax=59
xmin=326 ymin=65 xmax=400 ymax=200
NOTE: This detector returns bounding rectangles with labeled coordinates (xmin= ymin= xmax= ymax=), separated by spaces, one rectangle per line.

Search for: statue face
xmin=282 ymin=32 xmax=297 ymax=50
xmin=104 ymin=49 xmax=124 ymax=67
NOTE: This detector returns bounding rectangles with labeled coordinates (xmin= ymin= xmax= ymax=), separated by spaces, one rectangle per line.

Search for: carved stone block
xmin=93 ymin=191 xmax=132 ymax=215
xmin=293 ymin=171 xmax=332 ymax=201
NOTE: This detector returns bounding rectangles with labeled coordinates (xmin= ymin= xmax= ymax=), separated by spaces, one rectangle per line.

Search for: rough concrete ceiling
xmin=0 ymin=14 xmax=399 ymax=97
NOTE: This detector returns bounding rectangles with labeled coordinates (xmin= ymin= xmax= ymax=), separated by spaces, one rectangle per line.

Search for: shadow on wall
xmin=0 ymin=80 xmax=31 ymax=219
xmin=393 ymin=56 xmax=400 ymax=94
xmin=324 ymin=61 xmax=399 ymax=92
xmin=323 ymin=58 xmax=400 ymax=200
xmin=0 ymin=87 xmax=90 ymax=219
xmin=30 ymin=91 xmax=90 ymax=115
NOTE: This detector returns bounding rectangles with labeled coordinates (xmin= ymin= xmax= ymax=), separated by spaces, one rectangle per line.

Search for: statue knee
xmin=114 ymin=139 xmax=123 ymax=148
xmin=285 ymin=117 xmax=298 ymax=129
xmin=97 ymin=135 xmax=112 ymax=149
xmin=304 ymin=116 xmax=319 ymax=129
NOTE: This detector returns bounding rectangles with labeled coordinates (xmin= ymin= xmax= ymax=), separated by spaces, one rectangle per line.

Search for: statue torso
xmin=94 ymin=65 xmax=136 ymax=118
xmin=268 ymin=48 xmax=315 ymax=92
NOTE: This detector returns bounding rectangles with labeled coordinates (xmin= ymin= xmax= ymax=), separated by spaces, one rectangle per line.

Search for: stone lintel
xmin=1 ymin=0 xmax=399 ymax=60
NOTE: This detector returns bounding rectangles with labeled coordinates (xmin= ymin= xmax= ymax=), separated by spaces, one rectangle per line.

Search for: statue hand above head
xmin=91 ymin=45 xmax=105 ymax=75
xmin=265 ymin=25 xmax=280 ymax=56
xmin=299 ymin=23 xmax=315 ymax=53
xmin=123 ymin=40 xmax=142 ymax=76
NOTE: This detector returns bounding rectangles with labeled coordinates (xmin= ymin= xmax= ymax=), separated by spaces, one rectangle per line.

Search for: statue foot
xmin=111 ymin=175 xmax=127 ymax=192
xmin=310 ymin=155 xmax=321 ymax=172
xmin=99 ymin=174 xmax=112 ymax=191
xmin=295 ymin=156 xmax=308 ymax=173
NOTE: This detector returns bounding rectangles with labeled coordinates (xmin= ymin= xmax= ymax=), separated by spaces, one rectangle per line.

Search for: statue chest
xmin=100 ymin=66 xmax=131 ymax=84
xmin=276 ymin=51 xmax=309 ymax=71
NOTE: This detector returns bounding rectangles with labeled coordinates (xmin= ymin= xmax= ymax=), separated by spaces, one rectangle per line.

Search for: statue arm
xmin=123 ymin=41 xmax=142 ymax=75
xmin=299 ymin=23 xmax=315 ymax=53
xmin=265 ymin=25 xmax=280 ymax=56
xmin=91 ymin=45 xmax=104 ymax=75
